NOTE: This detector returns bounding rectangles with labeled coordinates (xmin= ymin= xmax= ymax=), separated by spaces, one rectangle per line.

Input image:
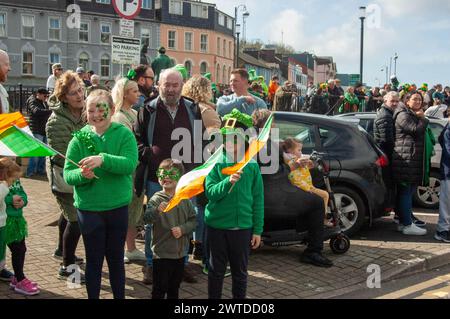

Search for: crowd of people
xmin=0 ymin=46 xmax=448 ymax=300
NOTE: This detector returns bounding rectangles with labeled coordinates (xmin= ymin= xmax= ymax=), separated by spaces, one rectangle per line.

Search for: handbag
xmin=46 ymin=158 xmax=73 ymax=194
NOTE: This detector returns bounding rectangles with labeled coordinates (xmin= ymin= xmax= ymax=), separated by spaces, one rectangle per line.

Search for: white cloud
xmin=376 ymin=0 xmax=450 ymax=17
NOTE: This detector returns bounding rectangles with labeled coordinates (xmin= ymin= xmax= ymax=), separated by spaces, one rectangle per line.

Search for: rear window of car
xmin=275 ymin=120 xmax=316 ymax=153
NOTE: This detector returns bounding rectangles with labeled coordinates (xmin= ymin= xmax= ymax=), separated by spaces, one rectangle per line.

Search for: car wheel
xmin=414 ymin=171 xmax=440 ymax=209
xmin=332 ymin=186 xmax=366 ymax=237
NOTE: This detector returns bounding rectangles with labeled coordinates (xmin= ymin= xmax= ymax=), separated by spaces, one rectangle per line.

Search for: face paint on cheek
xmin=96 ymin=102 xmax=110 ymax=119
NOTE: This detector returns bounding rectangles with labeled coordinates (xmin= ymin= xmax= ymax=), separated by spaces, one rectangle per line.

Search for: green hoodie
xmin=144 ymin=191 xmax=196 ymax=260
xmin=205 ymin=153 xmax=264 ymax=235
xmin=63 ymin=122 xmax=138 ymax=211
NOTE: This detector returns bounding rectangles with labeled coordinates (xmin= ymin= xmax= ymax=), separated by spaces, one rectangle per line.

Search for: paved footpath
xmin=1 ymin=177 xmax=449 ymax=299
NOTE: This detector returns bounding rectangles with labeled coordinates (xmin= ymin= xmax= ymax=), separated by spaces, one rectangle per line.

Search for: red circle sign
xmin=113 ymin=0 xmax=143 ymax=20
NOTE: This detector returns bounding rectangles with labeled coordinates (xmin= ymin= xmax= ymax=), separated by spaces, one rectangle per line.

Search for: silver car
xmin=336 ymin=112 xmax=446 ymax=209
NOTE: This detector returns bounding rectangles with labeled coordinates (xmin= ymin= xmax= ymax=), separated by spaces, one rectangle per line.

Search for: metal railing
xmin=5 ymin=84 xmax=41 ymax=115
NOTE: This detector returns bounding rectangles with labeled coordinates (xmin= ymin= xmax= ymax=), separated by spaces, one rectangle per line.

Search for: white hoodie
xmin=0 ymin=181 xmax=10 ymax=228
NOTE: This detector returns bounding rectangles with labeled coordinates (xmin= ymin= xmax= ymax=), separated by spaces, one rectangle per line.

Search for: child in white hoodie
xmin=0 ymin=157 xmax=16 ymax=282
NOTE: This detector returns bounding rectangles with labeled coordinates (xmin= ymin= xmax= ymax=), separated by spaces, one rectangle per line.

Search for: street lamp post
xmin=393 ymin=52 xmax=399 ymax=75
xmin=359 ymin=6 xmax=366 ymax=85
xmin=381 ymin=66 xmax=388 ymax=85
xmin=234 ymin=5 xmax=249 ymax=68
xmin=235 ymin=24 xmax=241 ymax=68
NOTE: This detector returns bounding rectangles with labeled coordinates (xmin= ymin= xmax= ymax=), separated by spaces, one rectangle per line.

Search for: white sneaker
xmin=397 ymin=225 xmax=405 ymax=232
xmin=124 ymin=256 xmax=130 ymax=264
xmin=402 ymin=223 xmax=427 ymax=236
xmin=125 ymin=249 xmax=147 ymax=262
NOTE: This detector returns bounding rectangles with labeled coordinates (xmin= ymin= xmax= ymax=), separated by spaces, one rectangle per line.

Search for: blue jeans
xmin=26 ymin=134 xmax=46 ymax=176
xmin=396 ymin=183 xmax=416 ymax=226
xmin=145 ymin=181 xmax=162 ymax=267
xmin=437 ymin=180 xmax=450 ymax=233
xmin=77 ymin=206 xmax=128 ymax=299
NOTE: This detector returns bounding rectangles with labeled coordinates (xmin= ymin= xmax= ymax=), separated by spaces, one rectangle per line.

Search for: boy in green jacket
xmin=205 ymin=109 xmax=264 ymax=299
xmin=144 ymin=159 xmax=196 ymax=299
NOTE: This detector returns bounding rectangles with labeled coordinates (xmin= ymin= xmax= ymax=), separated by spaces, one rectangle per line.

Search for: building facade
xmin=156 ymin=0 xmax=234 ymax=85
xmin=0 ymin=0 xmax=159 ymax=87
xmin=314 ymin=56 xmax=337 ymax=85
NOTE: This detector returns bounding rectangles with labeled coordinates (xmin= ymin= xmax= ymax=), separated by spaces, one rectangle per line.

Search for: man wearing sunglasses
xmin=131 ymin=64 xmax=158 ymax=110
xmin=46 ymin=63 xmax=63 ymax=93
xmin=26 ymin=88 xmax=52 ymax=177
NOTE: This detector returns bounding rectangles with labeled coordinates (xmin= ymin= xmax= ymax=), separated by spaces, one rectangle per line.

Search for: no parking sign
xmin=113 ymin=0 xmax=142 ymax=20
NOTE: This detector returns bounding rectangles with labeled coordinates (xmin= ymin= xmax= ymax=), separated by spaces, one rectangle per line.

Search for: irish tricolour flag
xmin=221 ymin=113 xmax=274 ymax=176
xmin=163 ymin=145 xmax=224 ymax=213
xmin=0 ymin=112 xmax=57 ymax=157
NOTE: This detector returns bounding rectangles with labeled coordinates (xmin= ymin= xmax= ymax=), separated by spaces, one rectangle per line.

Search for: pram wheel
xmin=330 ymin=234 xmax=350 ymax=254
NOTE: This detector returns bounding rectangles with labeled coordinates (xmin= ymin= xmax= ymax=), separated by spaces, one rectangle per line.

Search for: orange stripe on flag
xmin=163 ymin=175 xmax=206 ymax=213
xmin=0 ymin=113 xmax=28 ymax=134
xmin=221 ymin=140 xmax=266 ymax=175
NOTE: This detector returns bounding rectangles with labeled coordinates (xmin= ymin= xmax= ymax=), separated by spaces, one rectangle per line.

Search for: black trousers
xmin=207 ymin=226 xmax=252 ymax=299
xmin=8 ymin=240 xmax=26 ymax=282
xmin=152 ymin=258 xmax=185 ymax=299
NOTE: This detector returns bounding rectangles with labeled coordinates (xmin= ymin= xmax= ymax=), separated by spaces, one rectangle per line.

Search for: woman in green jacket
xmin=46 ymin=71 xmax=86 ymax=279
xmin=64 ymin=90 xmax=138 ymax=299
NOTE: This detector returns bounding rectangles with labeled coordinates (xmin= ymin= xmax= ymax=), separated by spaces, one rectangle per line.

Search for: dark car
xmin=336 ymin=112 xmax=445 ymax=209
xmin=265 ymin=112 xmax=388 ymax=237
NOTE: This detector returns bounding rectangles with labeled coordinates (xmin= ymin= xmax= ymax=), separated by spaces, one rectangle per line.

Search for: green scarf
xmin=423 ymin=126 xmax=436 ymax=186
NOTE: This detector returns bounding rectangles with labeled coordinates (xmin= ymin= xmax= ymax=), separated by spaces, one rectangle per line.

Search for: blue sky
xmin=209 ymin=0 xmax=450 ymax=87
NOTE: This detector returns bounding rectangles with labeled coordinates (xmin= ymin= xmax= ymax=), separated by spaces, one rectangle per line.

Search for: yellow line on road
xmin=376 ymin=274 xmax=450 ymax=299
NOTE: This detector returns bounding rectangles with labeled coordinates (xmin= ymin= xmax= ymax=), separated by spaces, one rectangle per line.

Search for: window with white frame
xmin=79 ymin=22 xmax=89 ymax=42
xmin=22 ymin=15 xmax=35 ymax=39
xmin=216 ymin=64 xmax=220 ymax=84
xmin=191 ymin=3 xmax=208 ymax=19
xmin=184 ymin=32 xmax=192 ymax=51
xmin=22 ymin=51 xmax=33 ymax=75
xmin=169 ymin=0 xmax=183 ymax=15
xmin=49 ymin=17 xmax=61 ymax=41
xmin=200 ymin=34 xmax=208 ymax=53
xmin=49 ymin=52 xmax=60 ymax=74
xmin=101 ymin=54 xmax=110 ymax=77
xmin=223 ymin=39 xmax=226 ymax=57
xmin=141 ymin=28 xmax=150 ymax=47
xmin=227 ymin=17 xmax=233 ymax=30
xmin=79 ymin=52 xmax=89 ymax=70
xmin=96 ymin=0 xmax=111 ymax=4
xmin=217 ymin=37 xmax=221 ymax=55
xmin=200 ymin=62 xmax=207 ymax=75
xmin=100 ymin=23 xmax=111 ymax=44
xmin=184 ymin=60 xmax=192 ymax=78
xmin=168 ymin=30 xmax=176 ymax=49
xmin=222 ymin=65 xmax=226 ymax=84
xmin=0 ymin=13 xmax=6 ymax=37
xmin=142 ymin=0 xmax=151 ymax=9
xmin=218 ymin=13 xmax=225 ymax=26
